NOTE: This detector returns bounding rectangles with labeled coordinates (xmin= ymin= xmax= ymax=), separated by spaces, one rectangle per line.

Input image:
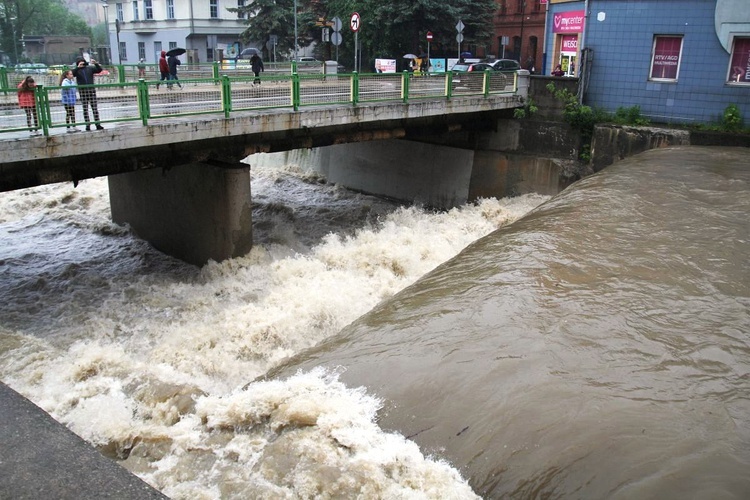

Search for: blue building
xmin=544 ymin=0 xmax=750 ymax=125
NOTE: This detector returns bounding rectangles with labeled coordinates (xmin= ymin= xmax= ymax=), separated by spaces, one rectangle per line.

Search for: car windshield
xmin=452 ymin=64 xmax=470 ymax=72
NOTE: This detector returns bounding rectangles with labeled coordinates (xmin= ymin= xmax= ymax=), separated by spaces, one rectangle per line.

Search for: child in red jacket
xmin=17 ymin=76 xmax=39 ymax=134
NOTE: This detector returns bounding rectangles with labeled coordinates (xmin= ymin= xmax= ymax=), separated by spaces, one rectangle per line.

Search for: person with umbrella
xmin=167 ymin=48 xmax=183 ymax=89
xmin=250 ymin=52 xmax=264 ymax=86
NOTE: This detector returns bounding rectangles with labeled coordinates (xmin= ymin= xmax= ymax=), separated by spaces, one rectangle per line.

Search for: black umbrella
xmin=166 ymin=47 xmax=186 ymax=57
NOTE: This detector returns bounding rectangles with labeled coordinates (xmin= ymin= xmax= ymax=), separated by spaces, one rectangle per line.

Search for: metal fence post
xmin=402 ymin=71 xmax=409 ymax=103
xmin=221 ymin=75 xmax=231 ymax=118
xmin=213 ymin=61 xmax=220 ymax=80
xmin=117 ymin=65 xmax=126 ymax=84
xmin=35 ymin=85 xmax=50 ymax=136
xmin=351 ymin=72 xmax=359 ymax=105
xmin=446 ymin=71 xmax=454 ymax=99
xmin=137 ymin=78 xmax=149 ymax=126
xmin=484 ymin=69 xmax=490 ymax=97
xmin=0 ymin=67 xmax=8 ymax=94
xmin=292 ymin=73 xmax=300 ymax=111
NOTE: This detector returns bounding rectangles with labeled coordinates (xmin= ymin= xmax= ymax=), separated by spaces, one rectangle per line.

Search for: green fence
xmin=0 ymin=69 xmax=519 ymax=137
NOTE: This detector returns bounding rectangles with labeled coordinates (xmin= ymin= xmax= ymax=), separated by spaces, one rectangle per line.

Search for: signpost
xmin=426 ymin=31 xmax=433 ymax=74
xmin=351 ymin=12 xmax=360 ymax=72
xmin=331 ymin=17 xmax=342 ymax=64
xmin=455 ymin=20 xmax=464 ymax=61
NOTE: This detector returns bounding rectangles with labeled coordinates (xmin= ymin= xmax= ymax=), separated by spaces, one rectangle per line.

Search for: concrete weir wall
xmin=109 ymin=162 xmax=253 ymax=266
xmin=251 ymin=119 xmax=579 ymax=209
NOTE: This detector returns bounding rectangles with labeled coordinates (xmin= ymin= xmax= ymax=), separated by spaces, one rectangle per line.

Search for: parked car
xmin=491 ymin=59 xmax=521 ymax=72
xmin=296 ymin=56 xmax=319 ymax=63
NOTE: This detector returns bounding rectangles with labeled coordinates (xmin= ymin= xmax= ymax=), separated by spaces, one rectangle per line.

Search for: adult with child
xmin=17 ymin=76 xmax=39 ymax=134
xmin=60 ymin=70 xmax=79 ymax=132
xmin=72 ymin=56 xmax=104 ymax=131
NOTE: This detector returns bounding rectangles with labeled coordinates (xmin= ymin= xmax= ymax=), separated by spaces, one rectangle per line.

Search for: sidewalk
xmin=0 ymin=382 xmax=167 ymax=499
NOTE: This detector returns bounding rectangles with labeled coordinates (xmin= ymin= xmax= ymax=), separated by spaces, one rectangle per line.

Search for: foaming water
xmin=0 ymin=161 xmax=547 ymax=498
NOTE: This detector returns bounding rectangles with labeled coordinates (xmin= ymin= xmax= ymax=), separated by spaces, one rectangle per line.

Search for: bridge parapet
xmin=0 ymin=70 xmax=525 ymax=138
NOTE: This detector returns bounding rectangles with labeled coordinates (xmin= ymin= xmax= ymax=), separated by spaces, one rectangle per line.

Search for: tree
xmin=229 ymin=0 xmax=319 ymax=61
xmin=0 ymin=0 xmax=91 ymax=63
xmin=311 ymin=0 xmax=494 ymax=71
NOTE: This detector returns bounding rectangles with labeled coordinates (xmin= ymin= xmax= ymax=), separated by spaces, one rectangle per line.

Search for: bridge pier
xmin=108 ymin=161 xmax=253 ymax=266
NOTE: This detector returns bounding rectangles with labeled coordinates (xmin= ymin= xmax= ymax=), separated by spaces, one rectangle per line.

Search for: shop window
xmin=728 ymin=36 xmax=750 ymax=84
xmin=649 ymin=35 xmax=682 ymax=81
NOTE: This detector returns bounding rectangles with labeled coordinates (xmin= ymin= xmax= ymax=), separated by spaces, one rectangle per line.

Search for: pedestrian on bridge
xmin=167 ymin=54 xmax=182 ymax=89
xmin=157 ymin=51 xmax=169 ymax=89
xmin=251 ymin=53 xmax=264 ymax=86
xmin=17 ymin=76 xmax=39 ymax=134
xmin=72 ymin=57 xmax=104 ymax=131
xmin=60 ymin=70 xmax=79 ymax=132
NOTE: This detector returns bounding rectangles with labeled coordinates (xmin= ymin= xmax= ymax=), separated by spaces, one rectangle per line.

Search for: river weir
xmin=1 ymin=145 xmax=748 ymax=498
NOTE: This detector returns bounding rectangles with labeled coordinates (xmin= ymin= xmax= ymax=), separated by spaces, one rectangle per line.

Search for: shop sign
xmin=553 ymin=10 xmax=585 ymax=33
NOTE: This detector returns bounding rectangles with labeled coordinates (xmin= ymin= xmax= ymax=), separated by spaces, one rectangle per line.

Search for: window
xmin=167 ymin=0 xmax=175 ymax=19
xmin=145 ymin=0 xmax=153 ymax=20
xmin=116 ymin=3 xmax=123 ymax=21
xmin=728 ymin=36 xmax=750 ymax=84
xmin=154 ymin=41 xmax=162 ymax=60
xmin=169 ymin=41 xmax=177 ymax=50
xmin=207 ymin=47 xmax=214 ymax=62
xmin=237 ymin=0 xmax=245 ymax=19
xmin=132 ymin=1 xmax=139 ymax=21
xmin=516 ymin=0 xmax=524 ymax=14
xmin=649 ymin=35 xmax=683 ymax=81
xmin=119 ymin=41 xmax=127 ymax=61
xmin=210 ymin=0 xmax=218 ymax=18
xmin=138 ymin=42 xmax=146 ymax=60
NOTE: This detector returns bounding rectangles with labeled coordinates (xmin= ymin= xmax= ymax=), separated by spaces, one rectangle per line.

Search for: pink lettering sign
xmin=553 ymin=10 xmax=585 ymax=34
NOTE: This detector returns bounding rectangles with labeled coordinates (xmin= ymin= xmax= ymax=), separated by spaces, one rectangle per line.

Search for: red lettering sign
xmin=561 ymin=35 xmax=578 ymax=52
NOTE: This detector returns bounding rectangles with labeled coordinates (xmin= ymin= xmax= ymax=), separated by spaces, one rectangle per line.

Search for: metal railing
xmin=0 ymin=69 xmax=519 ymax=137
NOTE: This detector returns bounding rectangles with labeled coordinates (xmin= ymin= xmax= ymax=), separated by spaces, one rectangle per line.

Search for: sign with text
xmin=650 ymin=36 xmax=682 ymax=80
xmin=729 ymin=37 xmax=750 ymax=83
xmin=553 ymin=10 xmax=585 ymax=33
xmin=560 ymin=35 xmax=578 ymax=52
xmin=374 ymin=58 xmax=396 ymax=73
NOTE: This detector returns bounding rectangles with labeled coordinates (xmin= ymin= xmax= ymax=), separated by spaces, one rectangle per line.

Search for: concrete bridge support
xmin=108 ymin=162 xmax=253 ymax=266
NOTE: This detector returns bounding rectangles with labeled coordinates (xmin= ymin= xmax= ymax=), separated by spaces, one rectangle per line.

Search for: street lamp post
xmin=293 ymin=0 xmax=298 ymax=62
xmin=10 ymin=17 xmax=18 ymax=64
xmin=101 ymin=0 xmax=111 ymax=64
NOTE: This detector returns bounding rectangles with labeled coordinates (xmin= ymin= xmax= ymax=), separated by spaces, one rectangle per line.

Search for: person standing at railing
xmin=72 ymin=57 xmax=104 ymax=131
xmin=138 ymin=59 xmax=147 ymax=79
xmin=157 ymin=51 xmax=169 ymax=89
xmin=167 ymin=54 xmax=182 ymax=89
xmin=60 ymin=70 xmax=79 ymax=133
xmin=17 ymin=76 xmax=39 ymax=135
xmin=251 ymin=53 xmax=264 ymax=86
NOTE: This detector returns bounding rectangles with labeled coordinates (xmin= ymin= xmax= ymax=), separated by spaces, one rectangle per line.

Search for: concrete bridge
xmin=1 ymin=71 xmax=530 ymax=265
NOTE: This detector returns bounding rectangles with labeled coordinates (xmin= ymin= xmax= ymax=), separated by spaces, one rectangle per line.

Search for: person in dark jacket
xmin=157 ymin=50 xmax=169 ymax=89
xmin=72 ymin=57 xmax=104 ymax=131
xmin=250 ymin=53 xmax=264 ymax=85
xmin=167 ymin=54 xmax=182 ymax=89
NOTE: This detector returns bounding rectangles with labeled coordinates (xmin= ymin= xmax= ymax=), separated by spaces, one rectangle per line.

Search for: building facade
xmin=544 ymin=0 xmax=750 ymax=124
xmin=493 ymin=0 xmax=547 ymax=70
xmin=104 ymin=0 xmax=250 ymax=64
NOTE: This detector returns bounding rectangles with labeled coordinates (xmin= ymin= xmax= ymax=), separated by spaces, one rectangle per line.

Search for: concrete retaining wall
xmin=590 ymin=125 xmax=750 ymax=172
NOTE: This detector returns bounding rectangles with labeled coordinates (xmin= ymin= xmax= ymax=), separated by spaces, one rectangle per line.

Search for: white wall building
xmin=103 ymin=0 xmax=250 ymax=64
